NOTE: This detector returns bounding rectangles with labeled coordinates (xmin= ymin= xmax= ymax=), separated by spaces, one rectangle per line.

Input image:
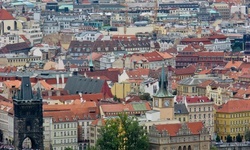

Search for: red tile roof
xmin=217 ymin=100 xmax=250 ymax=113
xmin=197 ymin=51 xmax=224 ymax=57
xmin=155 ymin=122 xmax=204 ymax=136
xmin=182 ymin=45 xmax=195 ymax=52
xmin=143 ymin=51 xmax=172 ymax=62
xmin=174 ymin=65 xmax=196 ymax=75
xmin=0 ymin=9 xmax=14 ymax=20
xmin=176 ymin=96 xmax=212 ymax=103
xmin=224 ymin=61 xmax=243 ymax=69
xmin=127 ymin=68 xmax=150 ymax=78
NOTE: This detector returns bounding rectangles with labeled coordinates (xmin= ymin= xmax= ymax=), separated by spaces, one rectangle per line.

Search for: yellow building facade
xmin=111 ymin=82 xmax=131 ymax=99
xmin=215 ymin=100 xmax=250 ymax=141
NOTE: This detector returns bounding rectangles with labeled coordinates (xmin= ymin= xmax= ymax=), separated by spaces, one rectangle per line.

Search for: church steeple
xmin=89 ymin=53 xmax=94 ymax=72
xmin=155 ymin=64 xmax=173 ymax=98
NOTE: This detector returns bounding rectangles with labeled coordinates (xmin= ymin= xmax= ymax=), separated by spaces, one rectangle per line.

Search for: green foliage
xmin=64 ymin=147 xmax=73 ymax=150
xmin=226 ymin=134 xmax=233 ymax=143
xmin=245 ymin=130 xmax=250 ymax=141
xmin=87 ymin=146 xmax=98 ymax=150
xmin=97 ymin=113 xmax=149 ymax=150
xmin=236 ymin=133 xmax=242 ymax=142
xmin=210 ymin=146 xmax=218 ymax=150
xmin=139 ymin=93 xmax=151 ymax=101
xmin=113 ymin=95 xmax=121 ymax=102
xmin=216 ymin=135 xmax=220 ymax=142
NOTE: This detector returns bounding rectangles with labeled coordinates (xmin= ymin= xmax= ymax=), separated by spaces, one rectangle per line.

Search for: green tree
xmin=64 ymin=147 xmax=73 ymax=150
xmin=139 ymin=93 xmax=151 ymax=101
xmin=87 ymin=146 xmax=98 ymax=150
xmin=113 ymin=95 xmax=121 ymax=102
xmin=236 ymin=133 xmax=242 ymax=142
xmin=216 ymin=135 xmax=220 ymax=142
xmin=97 ymin=113 xmax=149 ymax=150
xmin=226 ymin=134 xmax=233 ymax=143
xmin=245 ymin=129 xmax=250 ymax=141
xmin=210 ymin=146 xmax=218 ymax=150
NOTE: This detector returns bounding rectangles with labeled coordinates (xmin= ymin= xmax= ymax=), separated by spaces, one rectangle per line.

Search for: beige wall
xmin=188 ymin=102 xmax=214 ymax=136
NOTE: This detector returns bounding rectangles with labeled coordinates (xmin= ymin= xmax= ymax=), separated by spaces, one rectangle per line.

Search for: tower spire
xmin=89 ymin=53 xmax=94 ymax=72
xmin=155 ymin=64 xmax=173 ymax=97
xmin=18 ymin=76 xmax=33 ymax=100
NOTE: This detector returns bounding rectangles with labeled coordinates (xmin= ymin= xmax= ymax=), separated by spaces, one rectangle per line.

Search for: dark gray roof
xmin=18 ymin=76 xmax=34 ymax=100
xmin=63 ymin=59 xmax=88 ymax=65
xmin=64 ymin=75 xmax=105 ymax=94
xmin=174 ymin=103 xmax=189 ymax=114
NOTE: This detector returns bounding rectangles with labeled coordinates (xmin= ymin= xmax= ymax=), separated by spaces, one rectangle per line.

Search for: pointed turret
xmin=18 ymin=76 xmax=33 ymax=100
xmin=22 ymin=5 xmax=25 ymax=14
xmin=155 ymin=64 xmax=173 ymax=98
xmin=89 ymin=53 xmax=94 ymax=72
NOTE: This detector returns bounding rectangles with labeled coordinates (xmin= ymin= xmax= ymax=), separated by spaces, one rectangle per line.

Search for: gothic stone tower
xmin=13 ymin=76 xmax=44 ymax=149
xmin=153 ymin=64 xmax=175 ymax=120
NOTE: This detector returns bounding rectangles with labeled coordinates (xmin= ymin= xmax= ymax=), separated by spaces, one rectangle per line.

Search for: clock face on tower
xmin=164 ymin=100 xmax=170 ymax=107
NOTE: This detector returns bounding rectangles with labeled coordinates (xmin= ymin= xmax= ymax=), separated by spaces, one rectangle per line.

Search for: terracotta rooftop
xmin=197 ymin=80 xmax=214 ymax=88
xmin=0 ymin=9 xmax=15 ymax=20
xmin=224 ymin=61 xmax=243 ymax=69
xmin=182 ymin=45 xmax=195 ymax=52
xmin=176 ymin=96 xmax=212 ymax=104
xmin=217 ymin=100 xmax=250 ymax=113
xmin=3 ymin=80 xmax=21 ymax=89
xmin=174 ymin=65 xmax=196 ymax=75
xmin=126 ymin=68 xmax=150 ymax=79
xmin=155 ymin=122 xmax=204 ymax=136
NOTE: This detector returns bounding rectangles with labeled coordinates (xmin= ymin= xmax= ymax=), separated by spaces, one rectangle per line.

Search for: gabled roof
xmin=182 ymin=45 xmax=195 ymax=52
xmin=144 ymin=51 xmax=165 ymax=62
xmin=224 ymin=61 xmax=243 ymax=69
xmin=64 ymin=75 xmax=105 ymax=95
xmin=0 ymin=9 xmax=15 ymax=20
xmin=126 ymin=68 xmax=150 ymax=79
xmin=3 ymin=80 xmax=21 ymax=88
xmin=39 ymin=80 xmax=54 ymax=90
xmin=174 ymin=103 xmax=188 ymax=114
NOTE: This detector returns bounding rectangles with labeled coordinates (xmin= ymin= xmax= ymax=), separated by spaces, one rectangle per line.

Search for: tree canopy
xmin=96 ymin=113 xmax=149 ymax=150
xmin=226 ymin=135 xmax=232 ymax=143
xmin=236 ymin=133 xmax=242 ymax=142
xmin=245 ymin=130 xmax=250 ymax=141
xmin=215 ymin=135 xmax=220 ymax=142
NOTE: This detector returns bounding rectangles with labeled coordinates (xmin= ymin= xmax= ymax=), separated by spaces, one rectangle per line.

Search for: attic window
xmin=26 ymin=84 xmax=29 ymax=87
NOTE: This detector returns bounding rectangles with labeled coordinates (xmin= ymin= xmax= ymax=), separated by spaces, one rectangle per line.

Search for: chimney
xmin=56 ymin=74 xmax=59 ymax=89
xmin=61 ymin=74 xmax=65 ymax=88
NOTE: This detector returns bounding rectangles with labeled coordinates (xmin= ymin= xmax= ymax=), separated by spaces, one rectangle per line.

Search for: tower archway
xmin=22 ymin=137 xmax=33 ymax=149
